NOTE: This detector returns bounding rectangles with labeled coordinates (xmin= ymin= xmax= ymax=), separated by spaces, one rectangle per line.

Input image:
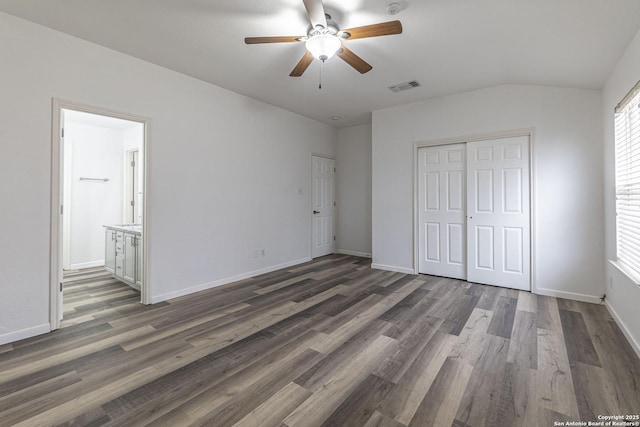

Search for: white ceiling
xmin=2 ymin=0 xmax=640 ymax=128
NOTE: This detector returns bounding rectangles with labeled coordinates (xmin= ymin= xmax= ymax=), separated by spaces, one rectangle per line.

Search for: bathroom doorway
xmin=50 ymin=99 xmax=150 ymax=329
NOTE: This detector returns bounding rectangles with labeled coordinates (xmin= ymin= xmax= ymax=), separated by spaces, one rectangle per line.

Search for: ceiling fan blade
xmin=245 ymin=36 xmax=304 ymax=44
xmin=303 ymin=0 xmax=327 ymax=29
xmin=341 ymin=20 xmax=402 ymax=40
xmin=290 ymin=51 xmax=314 ymax=77
xmin=337 ymin=45 xmax=372 ymax=74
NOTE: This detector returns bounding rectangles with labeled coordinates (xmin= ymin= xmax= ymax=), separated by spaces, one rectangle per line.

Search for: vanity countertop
xmin=104 ymin=224 xmax=142 ymax=235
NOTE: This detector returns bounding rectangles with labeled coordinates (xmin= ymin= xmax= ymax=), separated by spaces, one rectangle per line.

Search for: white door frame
xmin=62 ymin=141 xmax=73 ymax=270
xmin=412 ymin=128 xmax=537 ymax=293
xmin=124 ymin=148 xmax=140 ymax=223
xmin=50 ymin=98 xmax=152 ymax=330
xmin=310 ymin=153 xmax=336 ymax=258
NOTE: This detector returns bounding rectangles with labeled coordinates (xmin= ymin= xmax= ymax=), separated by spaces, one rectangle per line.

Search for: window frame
xmin=613 ymin=80 xmax=640 ymax=285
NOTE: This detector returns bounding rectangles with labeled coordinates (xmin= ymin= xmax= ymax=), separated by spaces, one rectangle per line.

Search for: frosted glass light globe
xmin=305 ymin=34 xmax=341 ymax=61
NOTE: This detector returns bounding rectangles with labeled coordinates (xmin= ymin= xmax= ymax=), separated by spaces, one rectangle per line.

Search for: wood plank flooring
xmin=1 ymin=255 xmax=639 ymax=426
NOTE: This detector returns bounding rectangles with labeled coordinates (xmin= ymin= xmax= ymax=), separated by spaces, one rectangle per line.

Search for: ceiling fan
xmin=244 ymin=0 xmax=402 ymax=77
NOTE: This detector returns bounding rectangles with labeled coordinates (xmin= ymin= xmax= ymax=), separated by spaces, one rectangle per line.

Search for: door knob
xmin=313 ymin=210 xmax=320 ymax=214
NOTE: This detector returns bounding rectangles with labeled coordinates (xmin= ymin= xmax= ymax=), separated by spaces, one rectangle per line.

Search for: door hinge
xmin=131 ymin=161 xmax=135 ymax=167
xmin=334 ymin=236 xmax=336 ymax=241
xmin=334 ymin=201 xmax=336 ymax=207
xmin=60 ymin=282 xmax=63 ymax=292
xmin=61 ymin=128 xmax=64 ymax=138
xmin=334 ymin=167 xmax=336 ymax=173
xmin=60 ymin=205 xmax=63 ymax=215
xmin=130 ymin=201 xmax=135 ymax=207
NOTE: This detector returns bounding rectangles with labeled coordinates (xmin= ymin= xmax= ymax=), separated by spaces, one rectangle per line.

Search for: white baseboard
xmin=534 ymin=287 xmax=602 ymax=304
xmin=371 ymin=263 xmax=416 ymax=275
xmin=605 ymin=300 xmax=640 ymax=360
xmin=70 ymin=260 xmax=104 ymax=270
xmin=151 ymin=257 xmax=312 ymax=304
xmin=0 ymin=323 xmax=50 ymax=346
xmin=337 ymin=249 xmax=372 ymax=258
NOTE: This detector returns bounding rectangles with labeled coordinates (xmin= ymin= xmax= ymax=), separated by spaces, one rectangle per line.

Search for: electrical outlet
xmin=261 ymin=249 xmax=265 ymax=257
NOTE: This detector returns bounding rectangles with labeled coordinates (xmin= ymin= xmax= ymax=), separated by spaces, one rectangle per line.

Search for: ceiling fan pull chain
xmin=319 ymin=60 xmax=323 ymax=90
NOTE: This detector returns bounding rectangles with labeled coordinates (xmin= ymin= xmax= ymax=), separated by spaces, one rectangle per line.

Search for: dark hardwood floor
xmin=0 ymin=255 xmax=639 ymax=426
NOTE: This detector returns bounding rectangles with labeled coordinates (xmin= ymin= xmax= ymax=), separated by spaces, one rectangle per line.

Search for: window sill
xmin=609 ymin=260 xmax=640 ymax=287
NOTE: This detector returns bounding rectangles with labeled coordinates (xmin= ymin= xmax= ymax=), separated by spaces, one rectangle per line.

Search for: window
xmin=614 ymin=80 xmax=640 ymax=281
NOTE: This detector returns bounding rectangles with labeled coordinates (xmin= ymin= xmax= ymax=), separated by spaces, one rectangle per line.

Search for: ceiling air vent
xmin=388 ymin=80 xmax=421 ymax=93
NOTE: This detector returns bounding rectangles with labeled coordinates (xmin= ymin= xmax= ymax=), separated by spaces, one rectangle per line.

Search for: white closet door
xmin=467 ymin=136 xmax=530 ymax=290
xmin=312 ymin=156 xmax=335 ymax=258
xmin=418 ymin=144 xmax=466 ymax=279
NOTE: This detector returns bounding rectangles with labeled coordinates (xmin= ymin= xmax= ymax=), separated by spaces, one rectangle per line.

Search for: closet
xmin=417 ymin=135 xmax=530 ymax=290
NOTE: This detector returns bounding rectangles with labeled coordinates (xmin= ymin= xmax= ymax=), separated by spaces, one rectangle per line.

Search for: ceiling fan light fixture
xmin=305 ymin=34 xmax=341 ymax=61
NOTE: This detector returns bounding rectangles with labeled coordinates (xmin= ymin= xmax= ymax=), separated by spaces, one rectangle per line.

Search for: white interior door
xmin=58 ymin=109 xmax=66 ymax=321
xmin=418 ymin=144 xmax=466 ymax=279
xmin=312 ymin=156 xmax=335 ymax=258
xmin=467 ymin=136 xmax=530 ymax=290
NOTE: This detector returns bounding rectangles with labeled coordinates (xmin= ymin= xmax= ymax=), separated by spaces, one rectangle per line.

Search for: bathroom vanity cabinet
xmin=104 ymin=224 xmax=142 ymax=290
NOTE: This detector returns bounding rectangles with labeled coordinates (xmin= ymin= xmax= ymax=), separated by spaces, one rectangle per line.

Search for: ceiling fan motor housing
xmin=325 ymin=14 xmax=340 ymax=34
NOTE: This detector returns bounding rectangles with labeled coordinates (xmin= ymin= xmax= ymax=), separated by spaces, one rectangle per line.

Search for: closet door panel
xmin=467 ymin=136 xmax=530 ymax=290
xmin=418 ymin=144 xmax=466 ymax=279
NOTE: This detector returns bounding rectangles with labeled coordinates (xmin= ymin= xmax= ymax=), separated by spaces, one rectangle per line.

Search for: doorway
xmin=416 ymin=133 xmax=532 ymax=291
xmin=50 ymin=99 xmax=150 ymax=330
xmin=311 ymin=155 xmax=335 ymax=258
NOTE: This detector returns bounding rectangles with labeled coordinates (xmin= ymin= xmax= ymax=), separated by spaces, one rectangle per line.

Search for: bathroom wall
xmin=64 ymin=118 xmax=124 ymax=269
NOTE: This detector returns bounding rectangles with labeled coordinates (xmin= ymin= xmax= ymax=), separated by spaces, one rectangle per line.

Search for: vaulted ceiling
xmin=1 ymin=0 xmax=640 ymax=128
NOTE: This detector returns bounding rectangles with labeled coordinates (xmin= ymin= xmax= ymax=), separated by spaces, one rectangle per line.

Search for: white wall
xmin=0 ymin=12 xmax=336 ymax=344
xmin=123 ymin=125 xmax=143 ymax=152
xmin=372 ymin=84 xmax=604 ymax=301
xmin=603 ymin=29 xmax=640 ymax=355
xmin=336 ymin=124 xmax=372 ymax=257
xmin=65 ymin=121 xmax=124 ymax=269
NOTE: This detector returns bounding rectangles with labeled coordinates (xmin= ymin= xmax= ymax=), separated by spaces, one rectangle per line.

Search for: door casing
xmin=124 ymin=148 xmax=140 ymax=223
xmin=413 ymin=128 xmax=536 ymax=293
